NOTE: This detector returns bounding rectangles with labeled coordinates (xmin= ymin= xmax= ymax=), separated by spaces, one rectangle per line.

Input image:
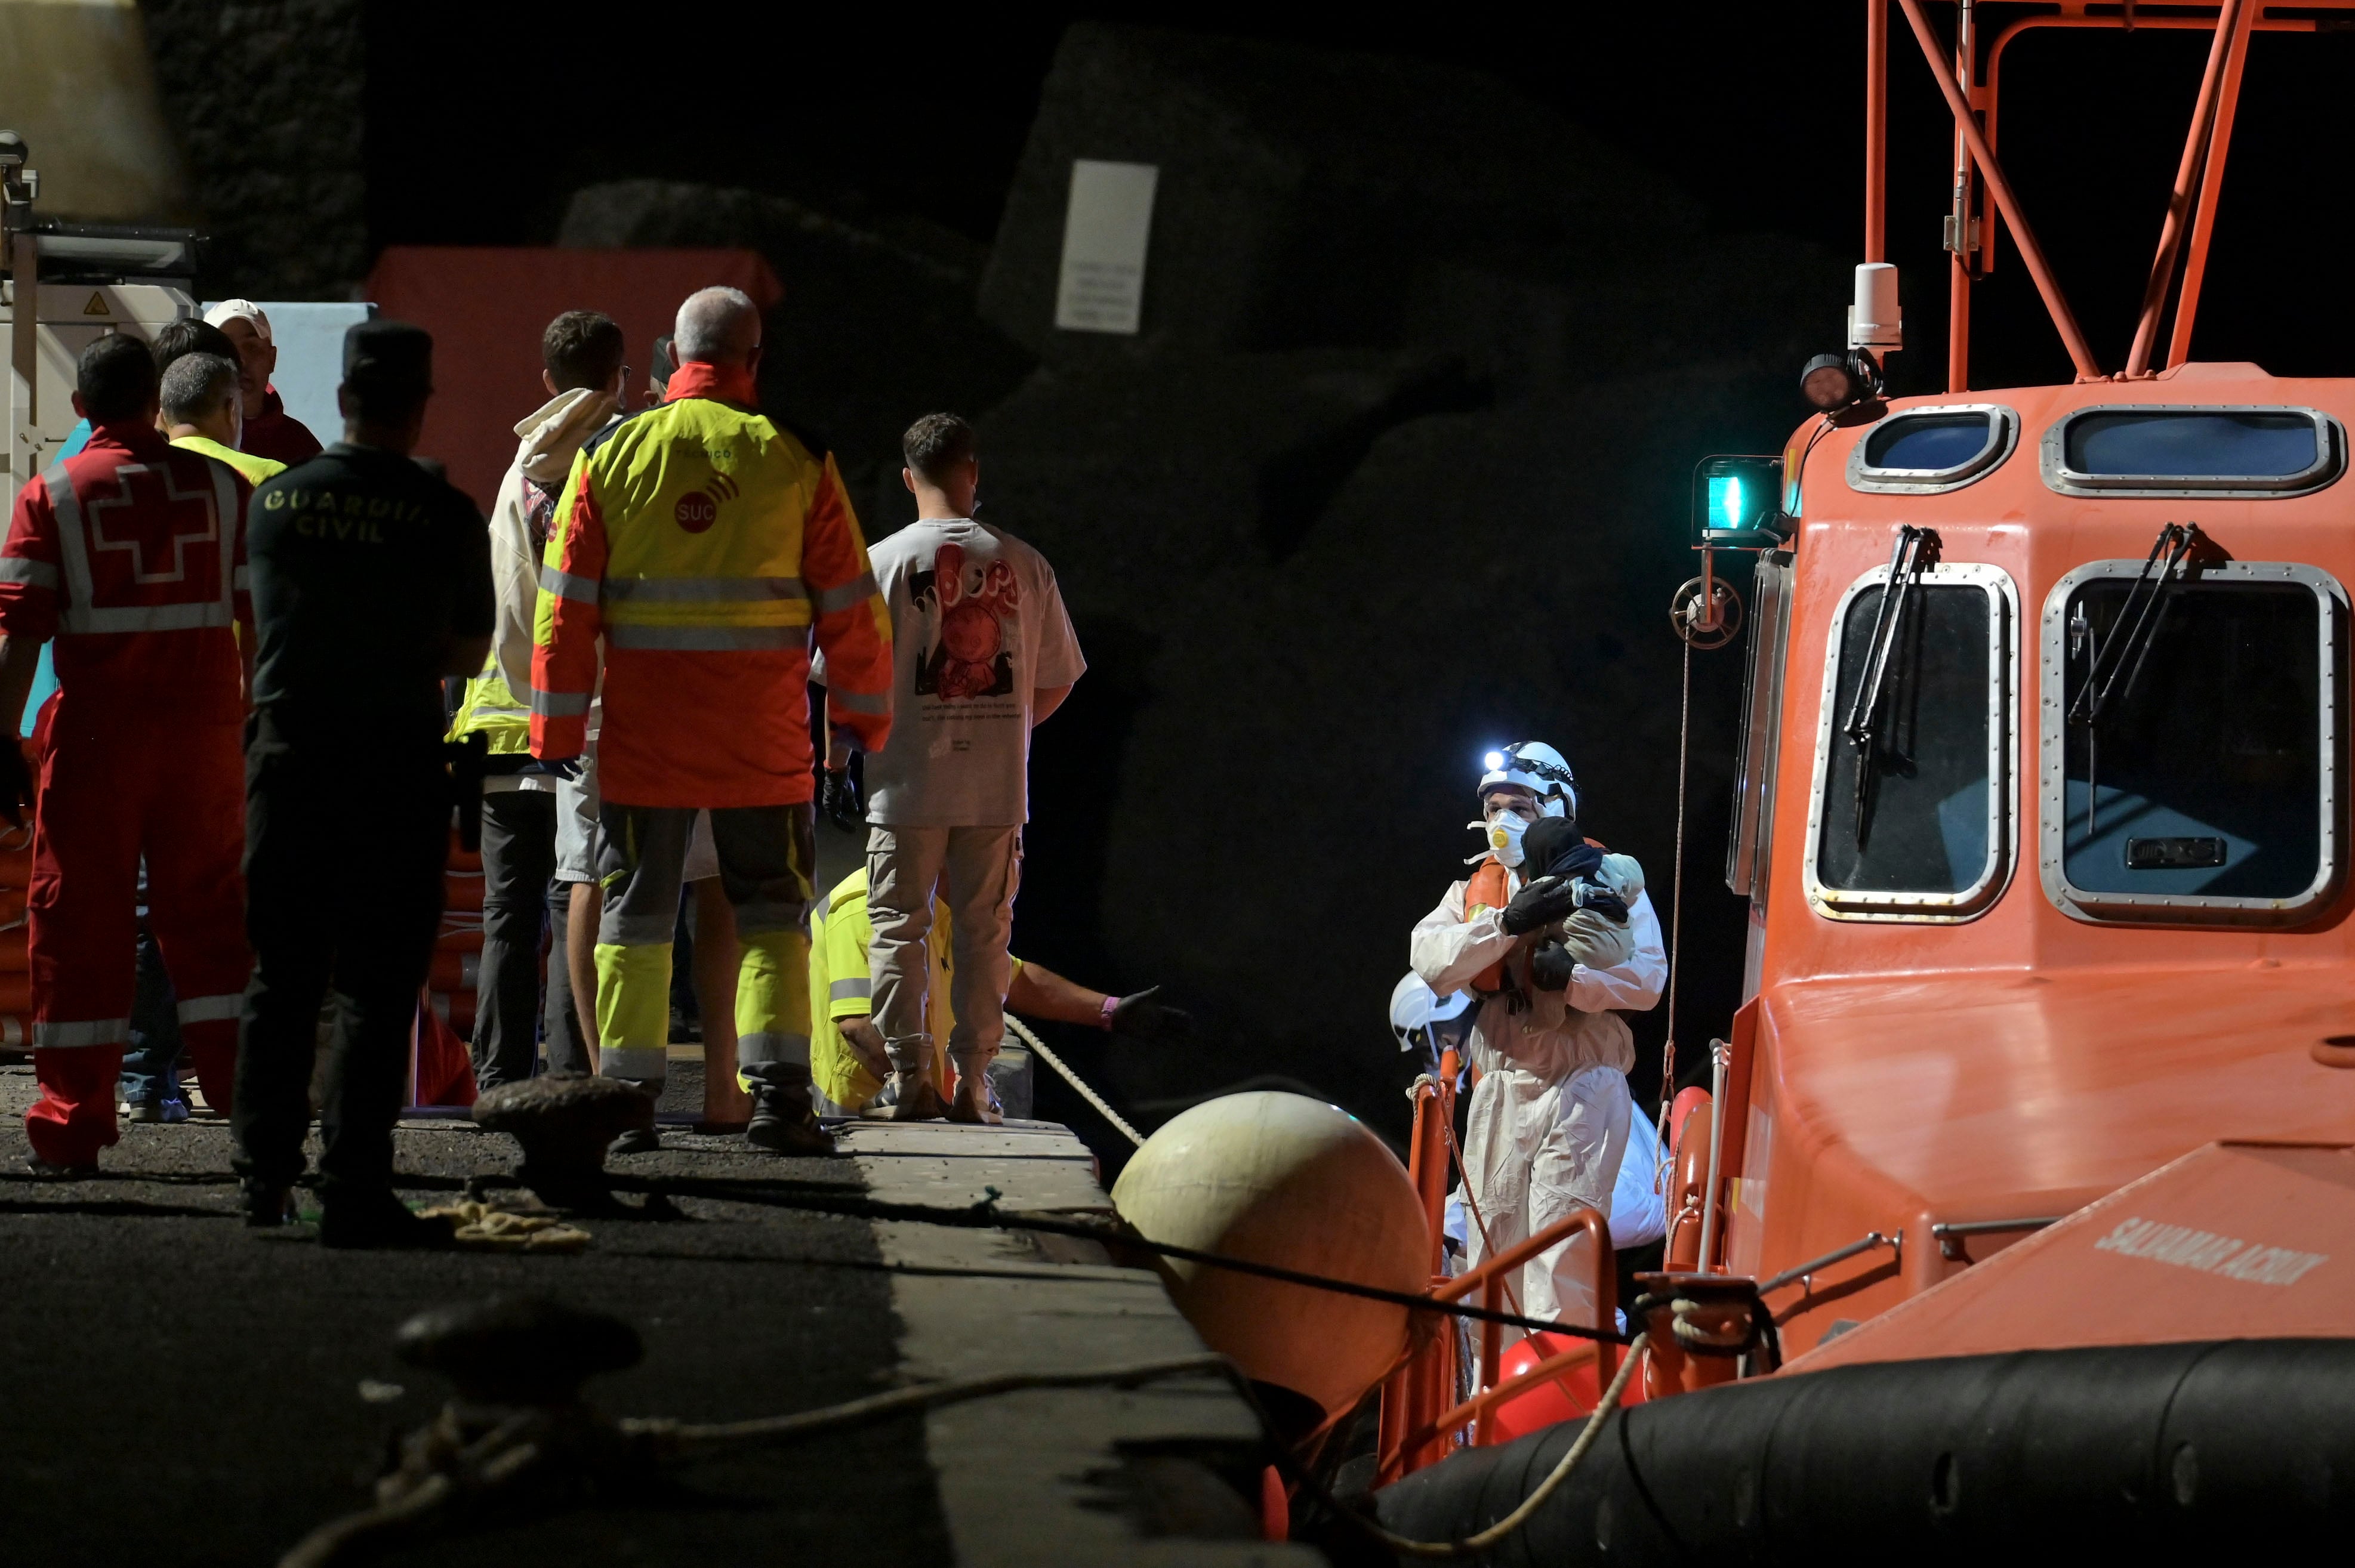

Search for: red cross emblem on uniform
xmin=84 ymin=464 xmax=219 ymax=585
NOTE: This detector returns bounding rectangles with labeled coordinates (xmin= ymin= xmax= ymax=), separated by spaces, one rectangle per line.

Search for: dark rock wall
xmin=967 ymin=27 xmax=1844 ymax=1138
xmin=139 ymin=0 xmax=368 ymax=300
xmin=558 ymin=180 xmax=1037 ymax=521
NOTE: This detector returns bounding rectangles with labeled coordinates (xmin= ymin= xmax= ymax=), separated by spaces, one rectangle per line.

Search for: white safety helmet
xmin=1477 ymin=740 xmax=1577 ymax=819
xmin=1389 ymin=973 xmax=1471 ymax=1053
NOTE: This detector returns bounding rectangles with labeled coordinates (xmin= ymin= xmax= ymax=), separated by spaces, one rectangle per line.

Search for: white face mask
xmin=1488 ymin=811 xmax=1530 ymax=869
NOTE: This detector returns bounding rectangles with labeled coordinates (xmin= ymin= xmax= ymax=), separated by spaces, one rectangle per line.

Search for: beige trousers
xmin=866 ymin=825 xmax=1022 ymax=1074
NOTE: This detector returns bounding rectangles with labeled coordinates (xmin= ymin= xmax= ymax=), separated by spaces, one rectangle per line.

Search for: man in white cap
xmin=202 ymin=300 xmax=323 ymax=466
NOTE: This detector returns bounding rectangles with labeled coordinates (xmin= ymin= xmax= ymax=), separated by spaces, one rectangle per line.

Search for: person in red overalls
xmin=0 ymin=333 xmax=254 ymax=1175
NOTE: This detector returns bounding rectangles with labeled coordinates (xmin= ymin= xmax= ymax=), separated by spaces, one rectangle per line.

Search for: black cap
xmin=343 ymin=319 xmax=433 ymax=397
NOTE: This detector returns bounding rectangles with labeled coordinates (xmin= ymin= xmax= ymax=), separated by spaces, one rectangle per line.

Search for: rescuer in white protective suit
xmin=1408 ymin=742 xmax=1667 ymax=1335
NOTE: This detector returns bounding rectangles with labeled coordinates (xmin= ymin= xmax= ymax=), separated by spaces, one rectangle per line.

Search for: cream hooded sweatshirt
xmin=488 ymin=386 xmax=619 ymax=704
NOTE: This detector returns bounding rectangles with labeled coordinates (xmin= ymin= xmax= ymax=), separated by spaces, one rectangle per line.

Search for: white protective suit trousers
xmin=1460 ymin=1060 xmax=1633 ymax=1334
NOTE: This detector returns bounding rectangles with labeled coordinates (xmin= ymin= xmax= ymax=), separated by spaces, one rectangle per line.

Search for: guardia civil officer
xmin=232 ymin=321 xmax=493 ymax=1246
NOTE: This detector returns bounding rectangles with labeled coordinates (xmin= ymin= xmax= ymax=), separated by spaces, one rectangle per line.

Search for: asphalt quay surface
xmin=0 ymin=1055 xmax=1306 ymax=1567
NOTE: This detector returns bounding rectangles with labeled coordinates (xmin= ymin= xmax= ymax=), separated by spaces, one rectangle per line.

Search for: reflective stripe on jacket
xmin=169 ymin=435 xmax=285 ymax=489
xmin=0 ymin=424 xmax=252 ymax=719
xmin=448 ymin=650 xmax=532 ymax=754
xmin=529 ymin=360 xmax=893 ymax=807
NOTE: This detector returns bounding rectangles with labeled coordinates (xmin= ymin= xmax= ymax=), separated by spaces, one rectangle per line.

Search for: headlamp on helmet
xmin=1475 ymin=740 xmax=1577 ymax=819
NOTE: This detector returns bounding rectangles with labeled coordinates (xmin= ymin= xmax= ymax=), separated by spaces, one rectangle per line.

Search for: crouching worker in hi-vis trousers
xmin=0 ymin=335 xmax=255 ymax=1177
xmin=529 ymin=287 xmax=893 ymax=1155
xmin=806 ymin=865 xmax=1192 ymax=1118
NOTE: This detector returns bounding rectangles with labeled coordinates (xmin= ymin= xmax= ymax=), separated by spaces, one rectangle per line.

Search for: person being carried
xmin=807 ymin=864 xmax=1190 ymax=1118
xmin=1408 ymin=742 xmax=1666 ymax=1336
xmin=822 ymin=413 xmax=1084 ymax=1125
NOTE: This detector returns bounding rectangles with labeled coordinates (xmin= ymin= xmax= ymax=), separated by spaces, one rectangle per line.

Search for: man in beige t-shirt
xmin=816 ymin=413 xmax=1083 ymax=1123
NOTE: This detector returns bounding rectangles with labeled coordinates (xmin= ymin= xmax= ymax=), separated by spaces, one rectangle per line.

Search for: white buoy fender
xmin=1109 ymin=1090 xmax=1429 ymax=1419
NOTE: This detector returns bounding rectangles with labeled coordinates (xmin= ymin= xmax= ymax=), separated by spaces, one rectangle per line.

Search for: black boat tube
xmin=1371 ymin=1339 xmax=2355 ymax=1563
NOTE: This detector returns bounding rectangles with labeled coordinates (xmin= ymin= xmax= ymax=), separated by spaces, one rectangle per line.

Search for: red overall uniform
xmin=0 ymin=422 xmax=254 ymax=1165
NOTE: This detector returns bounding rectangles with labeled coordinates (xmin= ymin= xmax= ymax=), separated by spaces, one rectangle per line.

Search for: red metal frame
xmin=1866 ymin=0 xmax=1888 ymax=264
xmin=2166 ymin=4 xmax=2256 ymax=366
xmin=1374 ymin=1203 xmax=1616 ymax=1479
xmin=1876 ymin=2 xmax=2355 ymax=389
xmin=1895 ymin=0 xmax=2103 ymax=381
xmin=2125 ymin=1 xmax=2246 ymax=375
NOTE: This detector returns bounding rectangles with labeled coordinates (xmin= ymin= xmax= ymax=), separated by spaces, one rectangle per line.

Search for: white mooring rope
xmin=1001 ymin=1012 xmax=1146 ymax=1148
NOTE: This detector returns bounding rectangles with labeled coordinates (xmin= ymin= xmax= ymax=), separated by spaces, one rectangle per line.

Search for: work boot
xmin=608 ymin=1127 xmax=662 ymax=1157
xmin=867 ymin=1036 xmax=948 ymax=1122
xmin=241 ymin=1177 xmax=297 ymax=1228
xmin=745 ymin=1069 xmax=834 ymax=1156
xmin=23 ymin=1156 xmax=98 ymax=1181
xmin=947 ymin=1053 xmax=1004 ymax=1127
xmin=318 ymin=1190 xmax=456 ymax=1251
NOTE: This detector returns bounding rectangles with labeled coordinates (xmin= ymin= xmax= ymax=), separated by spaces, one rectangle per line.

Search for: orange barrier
xmin=1378 ymin=1203 xmax=1617 ymax=1476
xmin=1664 ymin=1090 xmax=1716 ymax=1272
xmin=1376 ymin=1050 xmax=1461 ymax=1479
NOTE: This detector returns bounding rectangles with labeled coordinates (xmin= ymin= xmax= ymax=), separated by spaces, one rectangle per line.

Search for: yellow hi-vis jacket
xmin=447 ymin=652 xmax=532 ymax=755
xmin=529 ymin=360 xmax=893 ymax=807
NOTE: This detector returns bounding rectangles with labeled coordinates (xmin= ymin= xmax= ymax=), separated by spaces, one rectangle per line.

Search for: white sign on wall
xmin=1053 ymin=159 xmax=1159 ymax=335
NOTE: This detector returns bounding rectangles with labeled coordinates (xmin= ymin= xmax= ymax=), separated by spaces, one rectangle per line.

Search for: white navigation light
xmin=1848 ymin=261 xmax=1903 ymax=352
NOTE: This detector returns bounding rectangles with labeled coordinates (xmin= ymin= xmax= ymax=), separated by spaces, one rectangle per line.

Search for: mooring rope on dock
xmin=1001 ymin=1012 xmax=1147 ymax=1147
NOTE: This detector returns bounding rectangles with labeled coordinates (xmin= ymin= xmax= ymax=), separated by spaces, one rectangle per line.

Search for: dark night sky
xmin=371 ymin=7 xmax=2355 ymax=390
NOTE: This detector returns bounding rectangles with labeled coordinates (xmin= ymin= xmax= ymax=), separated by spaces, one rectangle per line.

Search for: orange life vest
xmin=1463 ymin=857 xmax=1515 ymax=995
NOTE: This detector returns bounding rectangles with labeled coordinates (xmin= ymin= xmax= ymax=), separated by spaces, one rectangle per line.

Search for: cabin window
xmin=1804 ymin=555 xmax=2016 ymax=922
xmin=2040 ymin=406 xmax=2343 ymax=498
xmin=2039 ymin=559 xmax=2343 ymax=925
xmin=1847 ymin=405 xmax=2018 ymax=495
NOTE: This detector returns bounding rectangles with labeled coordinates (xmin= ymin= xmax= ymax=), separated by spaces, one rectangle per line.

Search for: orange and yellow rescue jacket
xmin=529 ymin=362 xmax=893 ymax=807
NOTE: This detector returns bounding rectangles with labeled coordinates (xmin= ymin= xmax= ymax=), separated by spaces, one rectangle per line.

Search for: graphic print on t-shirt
xmin=910 ymin=541 xmax=1020 ymax=701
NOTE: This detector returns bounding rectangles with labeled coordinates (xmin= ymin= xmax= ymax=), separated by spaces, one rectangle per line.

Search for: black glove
xmin=819 ymin=767 xmax=864 ymax=832
xmin=1528 ymin=939 xmax=1577 ymax=992
xmin=1501 ymin=874 xmax=1581 ymax=936
xmin=0 ymin=743 xmax=29 ymax=829
xmin=1109 ymin=986 xmax=1192 ymax=1046
xmin=517 ymin=755 xmax=582 ymax=781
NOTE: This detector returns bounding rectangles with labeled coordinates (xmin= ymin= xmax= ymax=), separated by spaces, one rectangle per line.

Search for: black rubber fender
xmin=1369 ymin=1339 xmax=2355 ymax=1563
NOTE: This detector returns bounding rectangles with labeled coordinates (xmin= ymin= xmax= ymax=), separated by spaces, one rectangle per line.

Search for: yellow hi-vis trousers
xmin=591 ymin=801 xmax=818 ymax=1093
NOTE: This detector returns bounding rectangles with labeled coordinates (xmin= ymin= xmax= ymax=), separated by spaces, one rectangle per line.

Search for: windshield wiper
xmin=1844 ymin=524 xmax=1941 ymax=847
xmin=2068 ymin=522 xmax=2203 ymax=835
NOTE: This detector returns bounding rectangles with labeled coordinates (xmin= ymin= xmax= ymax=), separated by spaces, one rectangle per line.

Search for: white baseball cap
xmin=203 ymin=298 xmax=272 ymax=342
